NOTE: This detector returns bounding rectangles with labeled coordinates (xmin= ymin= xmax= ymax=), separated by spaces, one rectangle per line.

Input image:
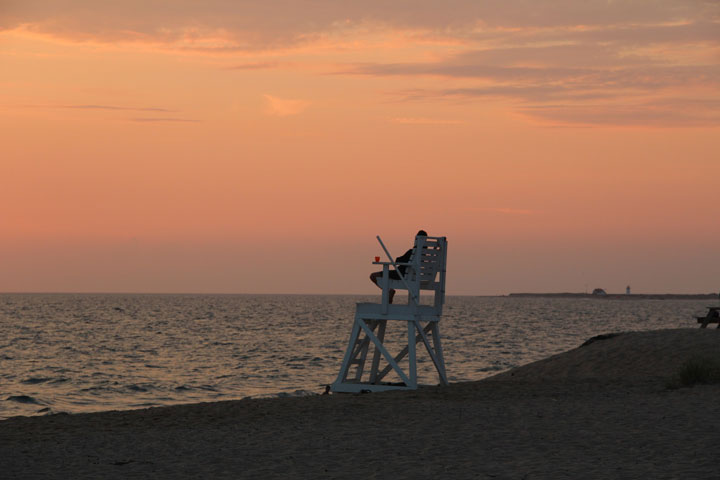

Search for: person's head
xmin=416 ymin=230 xmax=427 ymax=237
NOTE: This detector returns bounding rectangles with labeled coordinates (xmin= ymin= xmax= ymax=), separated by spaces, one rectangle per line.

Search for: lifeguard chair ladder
xmin=331 ymin=235 xmax=448 ymax=393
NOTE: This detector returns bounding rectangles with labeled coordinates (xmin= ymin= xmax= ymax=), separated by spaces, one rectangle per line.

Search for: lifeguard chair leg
xmin=413 ymin=320 xmax=448 ymax=386
xmin=337 ymin=319 xmax=386 ymax=383
xmin=334 ymin=321 xmax=362 ymax=384
xmin=430 ymin=322 xmax=448 ymax=385
xmin=373 ymin=322 xmax=434 ymax=383
xmin=408 ymin=320 xmax=417 ymax=388
xmin=357 ymin=319 xmax=412 ymax=386
xmin=368 ymin=320 xmax=387 ymax=383
xmin=352 ymin=320 xmax=379 ymax=381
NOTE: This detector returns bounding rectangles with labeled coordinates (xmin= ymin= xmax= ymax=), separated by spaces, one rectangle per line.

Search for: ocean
xmin=0 ymin=294 xmax=709 ymax=419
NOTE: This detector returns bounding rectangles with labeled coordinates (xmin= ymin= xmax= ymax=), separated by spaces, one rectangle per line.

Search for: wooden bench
xmin=696 ymin=307 xmax=720 ymax=329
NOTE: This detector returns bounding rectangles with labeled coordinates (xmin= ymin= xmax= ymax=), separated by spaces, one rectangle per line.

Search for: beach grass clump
xmin=667 ymin=356 xmax=720 ymax=389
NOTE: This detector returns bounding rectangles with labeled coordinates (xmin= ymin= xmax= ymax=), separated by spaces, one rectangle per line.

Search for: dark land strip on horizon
xmin=508 ymin=293 xmax=719 ymax=300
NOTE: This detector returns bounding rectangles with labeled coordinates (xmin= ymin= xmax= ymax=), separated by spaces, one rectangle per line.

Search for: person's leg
xmin=369 ymin=271 xmax=396 ymax=303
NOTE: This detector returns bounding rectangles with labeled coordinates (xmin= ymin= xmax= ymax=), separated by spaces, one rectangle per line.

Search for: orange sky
xmin=1 ymin=1 xmax=719 ymax=294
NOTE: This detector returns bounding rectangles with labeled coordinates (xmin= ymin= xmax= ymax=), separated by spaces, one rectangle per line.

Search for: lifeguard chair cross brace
xmin=331 ymin=234 xmax=448 ymax=393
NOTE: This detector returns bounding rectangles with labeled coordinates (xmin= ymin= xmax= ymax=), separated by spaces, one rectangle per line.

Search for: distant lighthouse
xmin=626 ymin=285 xmax=631 ymax=295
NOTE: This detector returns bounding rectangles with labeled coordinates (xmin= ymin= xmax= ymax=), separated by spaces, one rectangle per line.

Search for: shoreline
xmin=2 ymin=328 xmax=719 ymax=479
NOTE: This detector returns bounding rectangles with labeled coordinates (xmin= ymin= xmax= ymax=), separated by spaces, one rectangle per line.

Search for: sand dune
xmin=491 ymin=328 xmax=720 ymax=383
xmin=1 ymin=328 xmax=719 ymax=479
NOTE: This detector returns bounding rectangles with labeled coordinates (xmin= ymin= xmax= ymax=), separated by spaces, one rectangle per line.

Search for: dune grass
xmin=667 ymin=356 xmax=720 ymax=389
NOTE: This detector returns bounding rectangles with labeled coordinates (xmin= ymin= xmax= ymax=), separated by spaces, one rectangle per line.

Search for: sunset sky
xmin=1 ymin=1 xmax=718 ymax=295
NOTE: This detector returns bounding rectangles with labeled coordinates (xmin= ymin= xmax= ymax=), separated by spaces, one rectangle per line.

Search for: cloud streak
xmin=60 ymin=104 xmax=175 ymax=112
xmin=519 ymin=99 xmax=720 ymax=127
xmin=8 ymin=103 xmax=198 ymax=123
xmin=9 ymin=104 xmax=177 ymax=112
xmin=3 ymin=1 xmax=717 ymax=127
xmin=390 ymin=117 xmax=462 ymax=125
xmin=341 ymin=21 xmax=719 ymax=127
xmin=228 ymin=62 xmax=278 ymax=70
xmin=263 ymin=94 xmax=310 ymax=117
xmin=129 ymin=117 xmax=199 ymax=123
xmin=477 ymin=207 xmax=536 ymax=215
xmin=3 ymin=1 xmax=717 ymax=52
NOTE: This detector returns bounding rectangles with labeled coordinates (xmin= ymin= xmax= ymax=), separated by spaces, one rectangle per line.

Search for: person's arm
xmin=395 ymin=248 xmax=413 ymax=263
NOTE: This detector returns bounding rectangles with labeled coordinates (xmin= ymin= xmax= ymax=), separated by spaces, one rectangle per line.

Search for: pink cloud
xmin=263 ymin=94 xmax=310 ymax=116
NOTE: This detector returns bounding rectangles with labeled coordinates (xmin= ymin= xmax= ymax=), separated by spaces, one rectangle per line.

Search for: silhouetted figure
xmin=370 ymin=230 xmax=427 ymax=303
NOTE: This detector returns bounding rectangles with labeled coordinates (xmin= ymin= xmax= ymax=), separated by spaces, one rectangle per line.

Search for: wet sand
xmin=2 ymin=328 xmax=719 ymax=479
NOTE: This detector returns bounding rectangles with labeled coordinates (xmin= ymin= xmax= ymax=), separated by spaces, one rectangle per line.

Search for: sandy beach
xmin=2 ymin=328 xmax=719 ymax=479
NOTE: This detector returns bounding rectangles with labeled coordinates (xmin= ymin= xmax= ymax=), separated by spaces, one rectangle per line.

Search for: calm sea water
xmin=0 ymin=294 xmax=710 ymax=419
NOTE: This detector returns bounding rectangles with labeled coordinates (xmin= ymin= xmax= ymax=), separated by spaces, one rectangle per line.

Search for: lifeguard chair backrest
xmin=408 ymin=235 xmax=447 ymax=309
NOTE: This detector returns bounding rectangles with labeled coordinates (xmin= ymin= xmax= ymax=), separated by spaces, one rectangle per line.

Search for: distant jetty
xmin=508 ymin=292 xmax=719 ymax=300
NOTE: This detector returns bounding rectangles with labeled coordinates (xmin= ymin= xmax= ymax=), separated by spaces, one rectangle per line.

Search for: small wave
xmin=246 ymin=389 xmax=318 ymax=400
xmin=476 ymin=366 xmax=505 ymax=373
xmin=287 ymin=356 xmax=313 ymax=362
xmin=127 ymin=384 xmax=150 ymax=392
xmin=80 ymin=386 xmax=106 ymax=392
xmin=6 ymin=395 xmax=44 ymax=405
xmin=46 ymin=366 xmax=71 ymax=373
xmin=21 ymin=377 xmax=53 ymax=385
xmin=275 ymin=389 xmax=318 ymax=398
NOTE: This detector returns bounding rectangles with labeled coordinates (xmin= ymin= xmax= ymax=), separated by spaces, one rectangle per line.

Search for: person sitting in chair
xmin=369 ymin=230 xmax=427 ymax=304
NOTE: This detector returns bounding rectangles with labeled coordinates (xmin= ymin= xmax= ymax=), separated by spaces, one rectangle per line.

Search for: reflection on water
xmin=0 ymin=293 xmax=706 ymax=419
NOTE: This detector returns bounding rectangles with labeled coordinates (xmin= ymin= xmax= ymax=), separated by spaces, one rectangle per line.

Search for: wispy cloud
xmin=3 ymin=1 xmax=717 ymax=127
xmin=3 ymin=1 xmax=716 ymax=52
xmin=228 ymin=62 xmax=278 ymax=70
xmin=480 ymin=207 xmax=536 ymax=215
xmin=384 ymin=63 xmax=720 ymax=102
xmin=519 ymin=99 xmax=720 ymax=127
xmin=10 ymin=103 xmax=199 ymax=124
xmin=60 ymin=104 xmax=175 ymax=112
xmin=348 ymin=45 xmax=720 ymax=127
xmin=263 ymin=94 xmax=310 ymax=117
xmin=13 ymin=104 xmax=177 ymax=112
xmin=390 ymin=117 xmax=462 ymax=125
xmin=129 ymin=117 xmax=199 ymax=123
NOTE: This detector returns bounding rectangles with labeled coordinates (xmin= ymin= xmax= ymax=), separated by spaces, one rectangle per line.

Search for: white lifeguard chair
xmin=331 ymin=234 xmax=448 ymax=393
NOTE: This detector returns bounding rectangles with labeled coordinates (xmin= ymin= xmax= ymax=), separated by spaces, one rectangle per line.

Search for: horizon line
xmin=0 ymin=291 xmax=717 ymax=297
